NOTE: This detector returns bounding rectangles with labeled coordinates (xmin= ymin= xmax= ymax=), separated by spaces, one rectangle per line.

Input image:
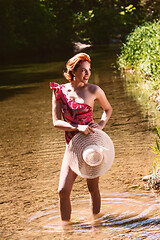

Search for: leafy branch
xmin=150 ymin=127 xmax=160 ymax=170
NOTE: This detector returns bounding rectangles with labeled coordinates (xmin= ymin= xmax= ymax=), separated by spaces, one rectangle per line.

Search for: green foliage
xmin=45 ymin=0 xmax=74 ymax=47
xmin=0 ymin=0 xmax=56 ymax=61
xmin=0 ymin=0 xmax=74 ymax=63
xmin=120 ymin=4 xmax=136 ymax=16
xmin=118 ymin=20 xmax=160 ymax=90
xmin=73 ymin=10 xmax=94 ymax=43
xmin=140 ymin=0 xmax=160 ymax=20
xmin=73 ymin=2 xmax=142 ymax=45
xmin=0 ymin=0 xmax=160 ymax=63
xmin=149 ymin=127 xmax=160 ymax=191
xmin=150 ymin=127 xmax=160 ymax=159
xmin=87 ymin=7 xmax=123 ymax=44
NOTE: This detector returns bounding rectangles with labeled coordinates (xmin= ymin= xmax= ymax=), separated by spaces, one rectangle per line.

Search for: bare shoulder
xmin=87 ymin=83 xmax=99 ymax=94
xmin=87 ymin=83 xmax=104 ymax=96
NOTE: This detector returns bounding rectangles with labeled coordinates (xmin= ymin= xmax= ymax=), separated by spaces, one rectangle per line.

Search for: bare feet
xmin=61 ymin=220 xmax=73 ymax=231
xmin=86 ymin=212 xmax=104 ymax=226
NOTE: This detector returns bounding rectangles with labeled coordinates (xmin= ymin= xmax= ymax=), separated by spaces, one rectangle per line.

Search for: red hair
xmin=64 ymin=53 xmax=91 ymax=82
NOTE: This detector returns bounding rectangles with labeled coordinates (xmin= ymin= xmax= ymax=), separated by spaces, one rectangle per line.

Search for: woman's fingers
xmin=89 ymin=126 xmax=95 ymax=133
xmin=77 ymin=125 xmax=95 ymax=135
xmin=84 ymin=126 xmax=95 ymax=135
xmin=88 ymin=121 xmax=100 ymax=129
xmin=83 ymin=126 xmax=89 ymax=135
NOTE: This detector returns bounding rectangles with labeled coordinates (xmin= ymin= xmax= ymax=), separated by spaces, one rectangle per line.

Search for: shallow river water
xmin=0 ymin=46 xmax=160 ymax=239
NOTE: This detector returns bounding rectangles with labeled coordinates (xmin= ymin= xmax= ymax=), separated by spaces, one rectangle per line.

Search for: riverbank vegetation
xmin=150 ymin=127 xmax=160 ymax=192
xmin=118 ymin=20 xmax=160 ymax=90
xmin=143 ymin=128 xmax=160 ymax=192
xmin=0 ymin=0 xmax=160 ymax=64
xmin=118 ymin=17 xmax=160 ymax=192
xmin=118 ymin=20 xmax=160 ymax=108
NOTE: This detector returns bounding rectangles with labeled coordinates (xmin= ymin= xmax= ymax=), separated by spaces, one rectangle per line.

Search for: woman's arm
xmin=95 ymin=86 xmax=112 ymax=130
xmin=52 ymin=91 xmax=94 ymax=134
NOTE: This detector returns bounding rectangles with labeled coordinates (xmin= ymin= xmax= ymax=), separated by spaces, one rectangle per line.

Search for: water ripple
xmin=26 ymin=192 xmax=160 ymax=239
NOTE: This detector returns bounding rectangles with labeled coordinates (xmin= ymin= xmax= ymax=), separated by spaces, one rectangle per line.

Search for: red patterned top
xmin=50 ymin=82 xmax=93 ymax=144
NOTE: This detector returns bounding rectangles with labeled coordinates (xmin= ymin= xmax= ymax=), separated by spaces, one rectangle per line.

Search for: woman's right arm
xmin=52 ymin=91 xmax=94 ymax=134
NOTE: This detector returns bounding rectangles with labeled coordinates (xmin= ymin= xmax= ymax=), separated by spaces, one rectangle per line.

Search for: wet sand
xmin=0 ymin=48 xmax=160 ymax=239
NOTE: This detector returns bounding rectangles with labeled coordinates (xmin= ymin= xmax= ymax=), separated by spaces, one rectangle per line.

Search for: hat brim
xmin=66 ymin=129 xmax=115 ymax=179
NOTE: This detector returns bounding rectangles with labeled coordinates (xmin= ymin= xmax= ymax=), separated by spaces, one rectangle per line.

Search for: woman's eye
xmin=81 ymin=69 xmax=91 ymax=73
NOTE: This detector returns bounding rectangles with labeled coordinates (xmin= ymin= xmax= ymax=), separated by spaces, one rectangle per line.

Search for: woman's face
xmin=73 ymin=61 xmax=91 ymax=85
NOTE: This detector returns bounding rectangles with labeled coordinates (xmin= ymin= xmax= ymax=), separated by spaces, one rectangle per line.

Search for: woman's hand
xmin=77 ymin=124 xmax=95 ymax=135
xmin=88 ymin=120 xmax=101 ymax=129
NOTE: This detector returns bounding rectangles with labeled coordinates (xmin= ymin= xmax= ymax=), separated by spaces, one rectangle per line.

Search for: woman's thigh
xmin=58 ymin=149 xmax=77 ymax=193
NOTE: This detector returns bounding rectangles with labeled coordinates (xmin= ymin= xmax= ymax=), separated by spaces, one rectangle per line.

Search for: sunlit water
xmin=0 ymin=45 xmax=160 ymax=239
xmin=26 ymin=192 xmax=160 ymax=240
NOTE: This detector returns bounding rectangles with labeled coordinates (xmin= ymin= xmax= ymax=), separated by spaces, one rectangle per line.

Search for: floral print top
xmin=50 ymin=82 xmax=93 ymax=144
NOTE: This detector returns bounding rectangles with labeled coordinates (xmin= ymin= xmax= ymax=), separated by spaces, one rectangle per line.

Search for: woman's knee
xmin=89 ymin=187 xmax=100 ymax=197
xmin=58 ymin=186 xmax=71 ymax=198
xmin=58 ymin=166 xmax=77 ymax=199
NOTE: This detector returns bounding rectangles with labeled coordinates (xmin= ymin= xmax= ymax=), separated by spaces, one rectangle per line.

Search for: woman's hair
xmin=64 ymin=52 xmax=91 ymax=81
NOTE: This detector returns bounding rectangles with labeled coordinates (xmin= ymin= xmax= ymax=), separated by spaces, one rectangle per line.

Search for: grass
xmin=146 ymin=127 xmax=160 ymax=192
xmin=117 ymin=20 xmax=160 ymax=92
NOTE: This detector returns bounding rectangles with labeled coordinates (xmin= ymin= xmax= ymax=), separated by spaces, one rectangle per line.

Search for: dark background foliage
xmin=0 ymin=0 xmax=159 ymax=64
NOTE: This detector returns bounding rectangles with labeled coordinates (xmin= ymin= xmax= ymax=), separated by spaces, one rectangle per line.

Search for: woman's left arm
xmin=95 ymin=86 xmax=112 ymax=130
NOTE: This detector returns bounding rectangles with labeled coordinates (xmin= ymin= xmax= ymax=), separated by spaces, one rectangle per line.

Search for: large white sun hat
xmin=65 ymin=128 xmax=115 ymax=179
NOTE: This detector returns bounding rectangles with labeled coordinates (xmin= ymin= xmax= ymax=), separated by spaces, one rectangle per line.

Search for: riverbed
xmin=0 ymin=45 xmax=160 ymax=239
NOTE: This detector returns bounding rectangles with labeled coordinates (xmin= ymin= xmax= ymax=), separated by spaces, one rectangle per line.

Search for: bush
xmin=118 ymin=20 xmax=160 ymax=90
xmin=146 ymin=127 xmax=160 ymax=192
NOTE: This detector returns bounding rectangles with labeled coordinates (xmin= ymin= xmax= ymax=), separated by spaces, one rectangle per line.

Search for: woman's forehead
xmin=79 ymin=61 xmax=91 ymax=68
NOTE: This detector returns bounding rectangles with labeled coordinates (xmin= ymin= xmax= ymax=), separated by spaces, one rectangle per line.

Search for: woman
xmin=50 ymin=52 xmax=112 ymax=224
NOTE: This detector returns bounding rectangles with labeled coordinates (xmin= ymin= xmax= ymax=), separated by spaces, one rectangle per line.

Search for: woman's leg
xmin=58 ymin=154 xmax=77 ymax=221
xmin=87 ymin=177 xmax=101 ymax=216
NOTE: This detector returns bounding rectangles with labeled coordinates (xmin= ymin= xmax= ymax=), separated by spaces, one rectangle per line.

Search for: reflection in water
xmin=26 ymin=192 xmax=160 ymax=239
xmin=123 ymin=73 xmax=160 ymax=128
